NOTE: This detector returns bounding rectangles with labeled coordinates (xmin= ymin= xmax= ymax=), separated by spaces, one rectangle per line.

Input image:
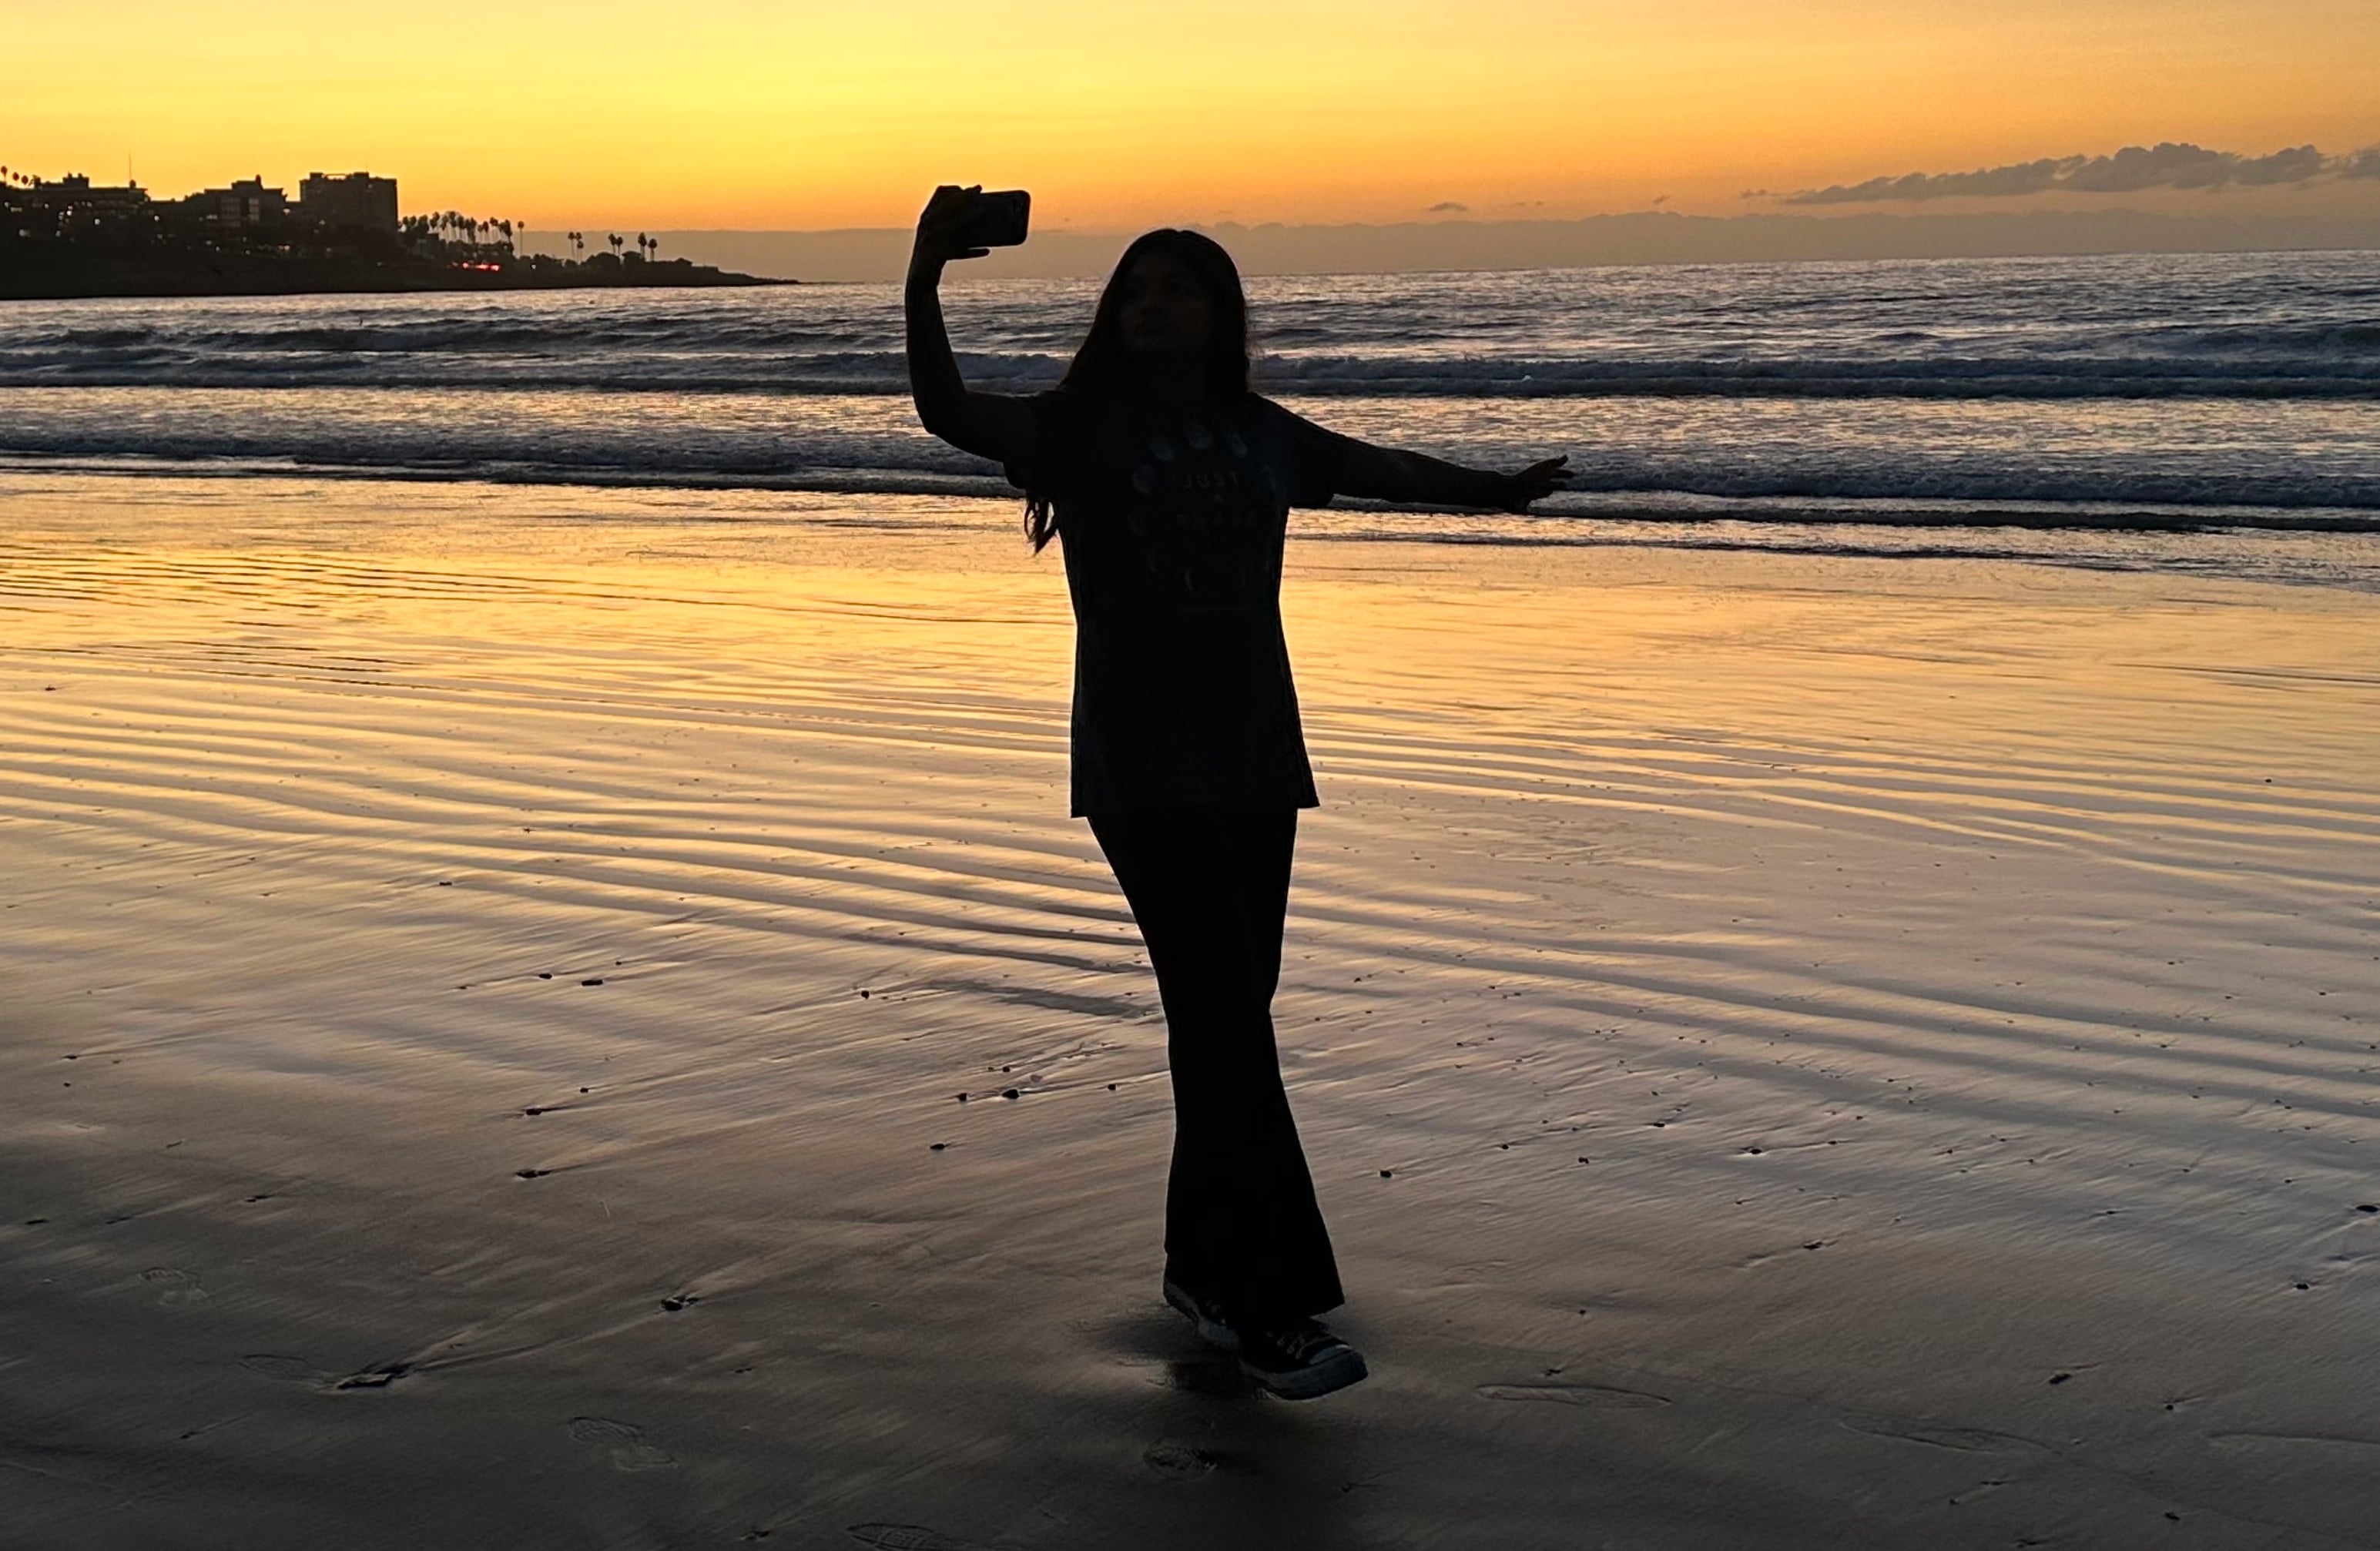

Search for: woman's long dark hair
xmin=1024 ymin=229 xmax=1251 ymax=551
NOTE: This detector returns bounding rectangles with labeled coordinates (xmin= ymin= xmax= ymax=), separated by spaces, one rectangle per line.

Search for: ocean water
xmin=3 ymin=249 xmax=2378 ymax=588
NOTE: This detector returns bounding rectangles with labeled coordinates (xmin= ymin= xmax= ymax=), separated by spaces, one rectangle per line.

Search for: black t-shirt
xmin=1004 ymin=388 xmax=1346 ymax=816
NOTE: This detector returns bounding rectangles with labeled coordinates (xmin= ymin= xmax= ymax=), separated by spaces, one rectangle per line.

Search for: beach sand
xmin=3 ymin=474 xmax=2377 ymax=1549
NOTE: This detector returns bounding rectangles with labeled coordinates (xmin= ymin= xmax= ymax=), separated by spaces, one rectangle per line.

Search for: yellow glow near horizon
xmin=8 ymin=0 xmax=2378 ymax=228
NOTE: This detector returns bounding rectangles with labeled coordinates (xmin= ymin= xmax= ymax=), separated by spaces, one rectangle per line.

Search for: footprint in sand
xmin=1477 ymin=1380 xmax=1668 ymax=1409
xmin=1143 ymin=1438 xmax=1218 ymax=1479
xmin=568 ymin=1415 xmax=678 ymax=1472
xmin=142 ymin=1267 xmax=208 ymax=1307
xmin=238 ymin=1354 xmax=319 ymax=1383
xmin=843 ymin=1528 xmax=985 ymax=1551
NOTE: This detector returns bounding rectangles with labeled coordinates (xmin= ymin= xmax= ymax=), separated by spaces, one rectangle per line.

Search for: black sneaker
xmin=1235 ymin=1319 xmax=1369 ymax=1400
xmin=1162 ymin=1276 xmax=1240 ymax=1352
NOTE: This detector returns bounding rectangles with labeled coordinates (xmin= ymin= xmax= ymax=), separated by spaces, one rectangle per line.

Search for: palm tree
xmin=649 ymin=235 xmax=662 ymax=262
xmin=608 ymin=233 xmax=623 ymax=258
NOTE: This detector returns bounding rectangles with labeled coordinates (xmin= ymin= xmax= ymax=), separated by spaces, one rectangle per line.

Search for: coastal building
xmin=5 ymin=174 xmax=153 ymax=239
xmin=35 ymin=174 xmax=151 ymax=213
xmin=185 ymin=177 xmax=287 ymax=227
xmin=300 ymin=172 xmax=397 ymax=233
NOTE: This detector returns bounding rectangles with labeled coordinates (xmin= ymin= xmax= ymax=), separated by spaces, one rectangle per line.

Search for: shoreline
xmin=4 ymin=467 xmax=2377 ymax=594
xmin=0 ymin=273 xmax=793 ymax=302
xmin=0 ymin=250 xmax=790 ymax=302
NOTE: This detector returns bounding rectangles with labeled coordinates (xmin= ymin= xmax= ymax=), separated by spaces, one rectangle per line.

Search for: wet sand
xmin=3 ymin=474 xmax=2378 ymax=1550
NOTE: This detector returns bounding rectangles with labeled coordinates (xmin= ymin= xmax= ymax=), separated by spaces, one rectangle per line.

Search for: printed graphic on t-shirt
xmin=1122 ymin=418 xmax=1280 ymax=606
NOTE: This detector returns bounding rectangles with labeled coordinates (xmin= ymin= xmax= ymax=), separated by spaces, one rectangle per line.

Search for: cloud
xmin=2063 ymin=142 xmax=2323 ymax=191
xmin=1426 ymin=200 xmax=1469 ymax=213
xmin=1783 ymin=142 xmax=2357 ymax=204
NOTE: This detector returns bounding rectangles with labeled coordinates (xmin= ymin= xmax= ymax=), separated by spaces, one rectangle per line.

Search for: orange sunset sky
xmin=12 ymin=0 xmax=2380 ymax=229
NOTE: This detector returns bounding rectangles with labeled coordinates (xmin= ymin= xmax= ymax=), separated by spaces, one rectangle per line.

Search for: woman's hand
xmin=911 ymin=185 xmax=992 ymax=278
xmin=1497 ymin=455 xmax=1570 ymax=512
xmin=1337 ymin=441 xmax=1574 ymax=512
xmin=907 ymin=183 xmax=1037 ymax=467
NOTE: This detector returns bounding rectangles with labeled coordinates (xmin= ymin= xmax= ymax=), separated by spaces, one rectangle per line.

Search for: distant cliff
xmin=594 ymin=209 xmax=2380 ymax=282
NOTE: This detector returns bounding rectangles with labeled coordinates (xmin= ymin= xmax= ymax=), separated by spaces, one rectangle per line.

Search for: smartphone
xmin=954 ymin=189 xmax=1031 ymax=250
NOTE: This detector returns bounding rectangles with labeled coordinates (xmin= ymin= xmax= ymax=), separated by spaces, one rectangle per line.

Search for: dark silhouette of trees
xmin=389 ymin=207 xmax=528 ymax=265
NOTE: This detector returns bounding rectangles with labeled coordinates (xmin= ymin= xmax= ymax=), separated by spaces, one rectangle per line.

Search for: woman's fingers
xmin=1501 ymin=455 xmax=1571 ymax=511
xmin=917 ymin=185 xmax=964 ymax=228
xmin=914 ymin=185 xmax=994 ymax=262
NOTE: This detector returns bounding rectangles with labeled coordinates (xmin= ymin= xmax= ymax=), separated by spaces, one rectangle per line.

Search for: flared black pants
xmin=1088 ymin=805 xmax=1344 ymax=1321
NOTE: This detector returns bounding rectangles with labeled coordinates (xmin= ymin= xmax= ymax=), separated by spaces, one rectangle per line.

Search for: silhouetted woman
xmin=906 ymin=186 xmax=1566 ymax=1399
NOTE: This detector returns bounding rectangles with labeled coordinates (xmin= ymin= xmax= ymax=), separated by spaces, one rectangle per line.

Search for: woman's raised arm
xmin=1333 ymin=437 xmax=1569 ymax=512
xmin=906 ymin=186 xmax=1037 ymax=467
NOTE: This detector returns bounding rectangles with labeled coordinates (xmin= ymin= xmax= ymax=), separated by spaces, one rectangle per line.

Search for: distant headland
xmin=0 ymin=168 xmax=787 ymax=300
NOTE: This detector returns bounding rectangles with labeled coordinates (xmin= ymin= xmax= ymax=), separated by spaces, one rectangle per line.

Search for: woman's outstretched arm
xmin=1334 ymin=440 xmax=1569 ymax=512
xmin=906 ymin=186 xmax=1036 ymax=467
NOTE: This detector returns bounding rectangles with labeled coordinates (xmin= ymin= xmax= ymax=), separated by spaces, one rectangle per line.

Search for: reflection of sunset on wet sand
xmin=5 ymin=474 xmax=2376 ymax=1546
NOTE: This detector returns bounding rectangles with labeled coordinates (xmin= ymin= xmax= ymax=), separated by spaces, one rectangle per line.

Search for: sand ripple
xmin=6 ymin=487 xmax=2376 ymax=1231
xmin=7 ymin=475 xmax=2380 ymax=1546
